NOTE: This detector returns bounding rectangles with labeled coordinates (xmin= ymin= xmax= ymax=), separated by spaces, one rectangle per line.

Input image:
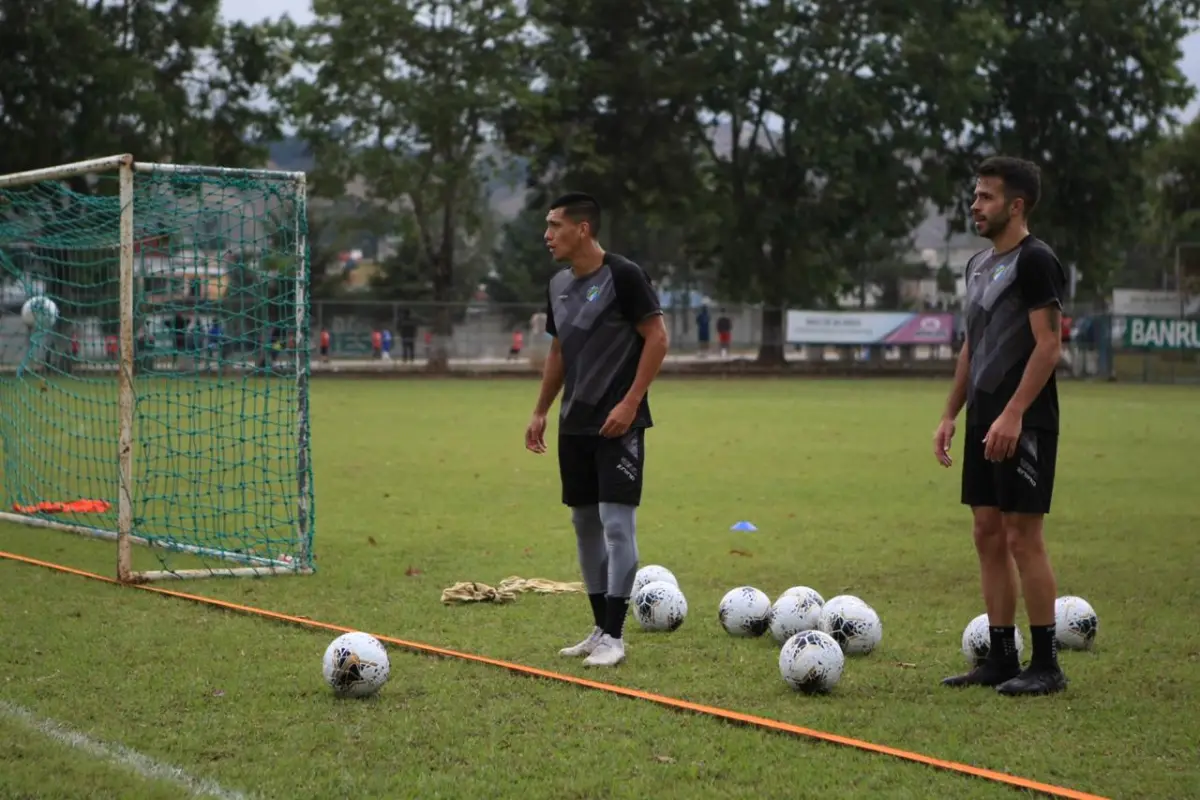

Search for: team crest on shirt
xmin=585 ymin=285 xmax=600 ymax=302
xmin=991 ymin=261 xmax=1010 ymax=280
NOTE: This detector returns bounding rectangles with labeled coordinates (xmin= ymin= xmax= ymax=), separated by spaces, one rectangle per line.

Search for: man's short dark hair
xmin=976 ymin=157 xmax=1041 ymax=217
xmin=549 ymin=192 xmax=601 ymax=236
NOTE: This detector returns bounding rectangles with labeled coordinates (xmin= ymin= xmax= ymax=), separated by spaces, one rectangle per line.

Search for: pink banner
xmin=883 ymin=313 xmax=956 ymax=345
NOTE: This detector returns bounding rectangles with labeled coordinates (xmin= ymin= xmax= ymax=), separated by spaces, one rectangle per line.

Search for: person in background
xmin=716 ymin=310 xmax=733 ymax=358
xmin=381 ymin=328 xmax=393 ymax=361
xmin=399 ymin=316 xmax=417 ymax=363
xmin=371 ymin=329 xmax=382 ymax=360
xmin=172 ymin=312 xmax=187 ymax=369
xmin=207 ymin=319 xmax=224 ymax=375
xmin=696 ymin=305 xmax=711 ymax=357
xmin=319 ymin=328 xmax=331 ymax=364
xmin=508 ymin=327 xmax=524 ymax=361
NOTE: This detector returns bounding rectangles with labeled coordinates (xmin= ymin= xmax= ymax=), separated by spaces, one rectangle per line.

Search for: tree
xmin=487 ymin=205 xmax=559 ymax=308
xmin=0 ymin=0 xmax=286 ymax=178
xmin=0 ymin=0 xmax=289 ymax=328
xmin=1143 ymin=116 xmax=1200 ymax=294
xmin=1146 ymin=118 xmax=1200 ymax=247
xmin=691 ymin=0 xmax=1000 ymax=362
xmin=284 ymin=0 xmax=532 ymax=370
xmin=941 ymin=0 xmax=1199 ymax=300
xmin=501 ymin=0 xmax=708 ymax=272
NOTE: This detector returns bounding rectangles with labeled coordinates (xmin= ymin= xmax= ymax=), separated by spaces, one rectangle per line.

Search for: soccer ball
xmin=768 ymin=592 xmax=823 ymax=644
xmin=632 ymin=580 xmax=688 ymax=632
xmin=322 ymin=632 xmax=390 ymax=698
xmin=718 ymin=586 xmax=771 ymax=637
xmin=1055 ymin=596 xmax=1098 ymax=650
xmin=632 ymin=564 xmax=678 ymax=596
xmin=778 ymin=630 xmax=845 ymax=694
xmin=779 ymin=585 xmax=824 ymax=608
xmin=21 ymin=296 xmax=58 ymax=329
xmin=822 ymin=594 xmax=866 ymax=617
xmin=818 ymin=599 xmax=882 ymax=655
xmin=960 ymin=613 xmax=1025 ymax=666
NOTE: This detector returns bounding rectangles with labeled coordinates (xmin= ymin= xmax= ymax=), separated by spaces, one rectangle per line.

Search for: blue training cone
xmin=730 ymin=520 xmax=758 ymax=532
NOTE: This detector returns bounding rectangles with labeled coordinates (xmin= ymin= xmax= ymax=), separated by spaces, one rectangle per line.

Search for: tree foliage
xmin=1146 ymin=117 xmax=1200 ymax=248
xmin=941 ymin=0 xmax=1199 ymax=299
xmin=0 ymin=0 xmax=286 ymax=179
xmin=283 ymin=0 xmax=532 ymax=368
xmin=4 ymin=0 xmax=1198 ymax=362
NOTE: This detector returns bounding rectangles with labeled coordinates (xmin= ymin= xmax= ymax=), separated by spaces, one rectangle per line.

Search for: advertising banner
xmin=785 ymin=311 xmax=956 ymax=345
xmin=883 ymin=313 xmax=956 ymax=345
xmin=1122 ymin=316 xmax=1200 ymax=350
xmin=1111 ymin=288 xmax=1199 ymax=317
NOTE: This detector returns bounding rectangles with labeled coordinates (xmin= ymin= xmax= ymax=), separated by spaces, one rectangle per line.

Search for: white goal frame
xmin=0 ymin=154 xmax=314 ymax=582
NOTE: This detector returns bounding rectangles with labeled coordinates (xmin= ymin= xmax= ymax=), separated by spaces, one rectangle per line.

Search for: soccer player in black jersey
xmin=525 ymin=192 xmax=669 ymax=668
xmin=934 ymin=157 xmax=1069 ymax=696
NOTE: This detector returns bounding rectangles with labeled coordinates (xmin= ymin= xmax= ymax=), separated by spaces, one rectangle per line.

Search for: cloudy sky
xmin=222 ymin=0 xmax=1200 ymax=120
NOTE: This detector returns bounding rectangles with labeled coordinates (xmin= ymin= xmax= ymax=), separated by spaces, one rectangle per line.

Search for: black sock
xmin=588 ymin=593 xmax=606 ymax=629
xmin=603 ymin=596 xmax=629 ymax=640
xmin=988 ymin=626 xmax=1019 ymax=666
xmin=1030 ymin=624 xmax=1059 ymax=670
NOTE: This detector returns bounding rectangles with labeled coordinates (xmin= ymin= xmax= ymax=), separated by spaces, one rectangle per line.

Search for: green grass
xmin=1 ymin=378 xmax=1198 ymax=800
xmin=0 ymin=711 xmax=190 ymax=800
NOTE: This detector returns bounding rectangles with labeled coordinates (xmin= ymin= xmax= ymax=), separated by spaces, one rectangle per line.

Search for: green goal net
xmin=0 ymin=155 xmax=314 ymax=581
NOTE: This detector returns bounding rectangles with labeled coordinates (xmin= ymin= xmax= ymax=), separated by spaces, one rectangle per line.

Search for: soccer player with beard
xmin=934 ymin=157 xmax=1070 ymax=696
xmin=525 ymin=192 xmax=669 ymax=668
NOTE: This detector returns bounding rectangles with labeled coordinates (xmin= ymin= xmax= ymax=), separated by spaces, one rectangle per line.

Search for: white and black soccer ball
xmin=778 ymin=585 xmax=824 ymax=608
xmin=768 ymin=592 xmax=823 ymax=644
xmin=633 ymin=579 xmax=688 ymax=632
xmin=21 ymin=296 xmax=58 ymax=329
xmin=632 ymin=564 xmax=678 ymax=596
xmin=322 ymin=632 xmax=390 ymax=698
xmin=718 ymin=586 xmax=772 ymax=637
xmin=1055 ymin=596 xmax=1098 ymax=650
xmin=960 ymin=613 xmax=1025 ymax=666
xmin=821 ymin=594 xmax=866 ymax=617
xmin=778 ymin=630 xmax=845 ymax=694
xmin=818 ymin=599 xmax=882 ymax=655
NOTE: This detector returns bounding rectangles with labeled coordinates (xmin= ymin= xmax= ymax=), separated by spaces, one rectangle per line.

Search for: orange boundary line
xmin=0 ymin=550 xmax=1108 ymax=800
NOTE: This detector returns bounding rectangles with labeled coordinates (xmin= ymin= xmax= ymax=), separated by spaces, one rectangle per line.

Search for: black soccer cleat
xmin=996 ymin=666 xmax=1068 ymax=697
xmin=941 ymin=659 xmax=1021 ymax=688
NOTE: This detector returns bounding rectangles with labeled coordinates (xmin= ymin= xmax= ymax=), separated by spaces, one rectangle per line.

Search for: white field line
xmin=0 ymin=700 xmax=250 ymax=800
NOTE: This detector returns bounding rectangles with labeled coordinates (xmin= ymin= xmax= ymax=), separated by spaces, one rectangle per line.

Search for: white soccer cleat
xmin=558 ymin=626 xmax=604 ymax=657
xmin=582 ymin=634 xmax=626 ymax=667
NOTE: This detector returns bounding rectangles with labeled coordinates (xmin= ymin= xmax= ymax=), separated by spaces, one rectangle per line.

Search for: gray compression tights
xmin=571 ymin=504 xmax=639 ymax=598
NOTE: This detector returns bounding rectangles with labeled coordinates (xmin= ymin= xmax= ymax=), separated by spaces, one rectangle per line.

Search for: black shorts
xmin=558 ymin=429 xmax=646 ymax=508
xmin=961 ymin=427 xmax=1058 ymax=514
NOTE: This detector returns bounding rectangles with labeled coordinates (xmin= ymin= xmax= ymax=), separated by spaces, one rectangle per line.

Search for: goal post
xmin=0 ymin=154 xmax=315 ymax=582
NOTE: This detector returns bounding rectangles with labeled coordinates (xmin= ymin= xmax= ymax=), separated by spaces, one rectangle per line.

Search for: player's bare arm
xmin=599 ymin=314 xmax=669 ymax=438
xmin=527 ymin=337 xmax=563 ymax=454
xmin=625 ymin=314 xmax=669 ymax=404
xmin=983 ymin=305 xmax=1061 ymax=462
xmin=934 ymin=340 xmax=970 ymax=467
xmin=533 ymin=337 xmax=564 ymax=416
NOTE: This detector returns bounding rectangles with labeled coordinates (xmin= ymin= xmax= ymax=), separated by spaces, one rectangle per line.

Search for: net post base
xmin=132 ymin=566 xmax=315 ymax=582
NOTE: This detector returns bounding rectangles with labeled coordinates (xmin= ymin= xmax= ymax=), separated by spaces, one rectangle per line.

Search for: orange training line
xmin=0 ymin=550 xmax=1108 ymax=800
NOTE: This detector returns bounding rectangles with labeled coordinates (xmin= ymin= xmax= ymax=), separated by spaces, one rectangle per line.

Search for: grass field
xmin=1 ymin=377 xmax=1198 ymax=800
